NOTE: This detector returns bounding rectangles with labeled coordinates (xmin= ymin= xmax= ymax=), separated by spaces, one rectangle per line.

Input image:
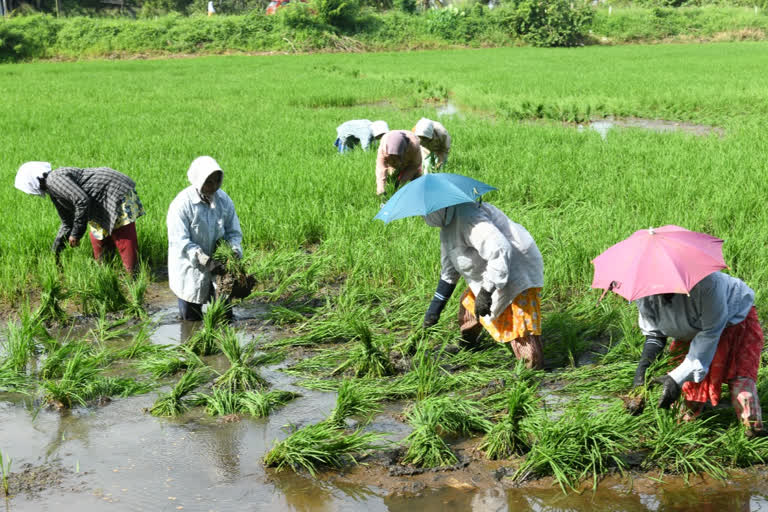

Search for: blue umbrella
xmin=374 ymin=173 xmax=497 ymax=224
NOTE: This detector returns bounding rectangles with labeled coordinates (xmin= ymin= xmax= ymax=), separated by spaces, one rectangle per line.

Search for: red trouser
xmin=88 ymin=222 xmax=139 ymax=272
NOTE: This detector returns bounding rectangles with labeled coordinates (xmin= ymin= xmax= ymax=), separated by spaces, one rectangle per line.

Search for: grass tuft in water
xmin=264 ymin=422 xmax=384 ymax=476
xmin=331 ymin=320 xmax=393 ymax=378
xmin=40 ymin=348 xmax=101 ymax=408
xmin=479 ymin=380 xmax=540 ymax=460
xmin=239 ymin=390 xmax=300 ymax=418
xmin=327 ymin=379 xmax=383 ymax=427
xmin=149 ymin=368 xmax=211 ymax=417
xmin=37 ymin=266 xmax=68 ymax=324
xmin=185 ymin=298 xmax=230 ymax=356
xmin=0 ymin=449 xmax=11 ymax=496
xmin=123 ymin=262 xmax=150 ymax=320
xmin=214 ymin=327 xmax=269 ymax=391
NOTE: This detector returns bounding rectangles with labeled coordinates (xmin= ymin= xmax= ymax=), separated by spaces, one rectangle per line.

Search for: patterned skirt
xmin=89 ymin=189 xmax=145 ymax=241
xmin=460 ymin=287 xmax=542 ymax=342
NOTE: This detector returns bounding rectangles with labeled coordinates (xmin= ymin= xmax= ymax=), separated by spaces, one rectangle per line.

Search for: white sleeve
xmin=465 ymin=214 xmax=512 ymax=292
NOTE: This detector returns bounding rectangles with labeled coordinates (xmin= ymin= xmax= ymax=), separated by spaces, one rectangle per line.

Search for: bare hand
xmin=68 ymin=236 xmax=80 ymax=248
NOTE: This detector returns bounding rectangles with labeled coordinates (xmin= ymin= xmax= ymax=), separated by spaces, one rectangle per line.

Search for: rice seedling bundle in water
xmin=149 ymin=367 xmax=211 ymax=417
xmin=185 ymin=298 xmax=230 ymax=356
xmin=327 ymin=379 xmax=383 ymax=427
xmin=331 ymin=320 xmax=393 ymax=378
xmin=214 ymin=327 xmax=269 ymax=391
xmin=480 ymin=380 xmax=540 ymax=460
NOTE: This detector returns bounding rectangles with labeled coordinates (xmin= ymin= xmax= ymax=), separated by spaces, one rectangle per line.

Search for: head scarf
xmin=15 ymin=161 xmax=51 ymax=196
xmin=413 ymin=118 xmax=435 ymax=139
xmin=371 ymin=120 xmax=389 ymax=138
xmin=382 ymin=131 xmax=413 ymax=157
xmin=424 ymin=206 xmax=456 ymax=228
xmin=187 ymin=156 xmax=223 ymax=200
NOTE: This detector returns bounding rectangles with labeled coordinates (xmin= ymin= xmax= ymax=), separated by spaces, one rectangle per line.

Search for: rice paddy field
xmin=2 ymin=42 xmax=768 ymax=510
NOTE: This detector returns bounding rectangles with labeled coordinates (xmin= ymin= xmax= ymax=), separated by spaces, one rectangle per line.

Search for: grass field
xmin=2 ymin=43 xmax=768 ymax=487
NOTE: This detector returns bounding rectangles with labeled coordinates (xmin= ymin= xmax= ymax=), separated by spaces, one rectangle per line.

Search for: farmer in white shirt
xmin=167 ymin=156 xmax=242 ymax=320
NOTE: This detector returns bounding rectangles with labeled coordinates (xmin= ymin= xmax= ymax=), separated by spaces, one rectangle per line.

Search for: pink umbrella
xmin=591 ymin=225 xmax=727 ymax=301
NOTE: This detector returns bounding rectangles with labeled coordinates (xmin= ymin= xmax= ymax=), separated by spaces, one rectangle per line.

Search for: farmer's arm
xmin=47 ymin=174 xmax=91 ymax=242
xmin=465 ymin=215 xmax=512 ymax=293
xmin=376 ymin=153 xmax=400 ymax=195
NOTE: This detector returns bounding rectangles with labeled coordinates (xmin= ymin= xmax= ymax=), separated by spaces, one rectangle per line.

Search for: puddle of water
xmin=577 ymin=117 xmax=724 ymax=140
xmin=437 ymin=102 xmax=462 ymax=119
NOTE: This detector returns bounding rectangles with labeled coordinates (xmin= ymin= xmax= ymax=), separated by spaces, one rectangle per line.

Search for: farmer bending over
xmin=15 ymin=162 xmax=144 ymax=273
xmin=629 ymin=272 xmax=765 ymax=437
xmin=335 ymin=120 xmax=388 ymax=153
xmin=421 ymin=202 xmax=545 ymax=369
xmin=413 ymin=118 xmax=451 ymax=172
xmin=375 ymin=130 xmax=423 ymax=197
xmin=167 ymin=156 xmax=242 ymax=321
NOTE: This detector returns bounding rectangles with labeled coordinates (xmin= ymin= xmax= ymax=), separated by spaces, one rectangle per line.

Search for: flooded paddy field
xmin=2 ymin=285 xmax=767 ymax=512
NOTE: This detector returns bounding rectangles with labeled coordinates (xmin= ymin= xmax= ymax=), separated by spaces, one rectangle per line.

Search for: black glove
xmin=633 ymin=335 xmax=667 ymax=388
xmin=210 ymin=260 xmax=227 ymax=276
xmin=653 ymin=375 xmax=681 ymax=409
xmin=474 ymin=288 xmax=493 ymax=318
xmin=52 ymin=234 xmax=67 ymax=255
xmin=423 ymin=279 xmax=457 ymax=329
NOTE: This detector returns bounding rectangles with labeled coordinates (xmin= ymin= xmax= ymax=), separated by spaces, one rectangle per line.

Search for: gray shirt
xmin=636 ymin=272 xmax=754 ymax=385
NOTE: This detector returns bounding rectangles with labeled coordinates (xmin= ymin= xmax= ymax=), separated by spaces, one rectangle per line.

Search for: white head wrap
xmin=371 ymin=120 xmax=389 ymax=138
xmin=187 ymin=156 xmax=223 ymax=193
xmin=15 ymin=161 xmax=51 ymax=196
xmin=413 ymin=118 xmax=435 ymax=139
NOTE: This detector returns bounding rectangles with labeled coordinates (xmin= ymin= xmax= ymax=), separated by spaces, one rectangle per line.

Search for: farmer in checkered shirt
xmin=15 ymin=161 xmax=145 ymax=273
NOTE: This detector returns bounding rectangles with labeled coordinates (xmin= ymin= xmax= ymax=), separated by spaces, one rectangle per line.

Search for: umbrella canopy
xmin=374 ymin=173 xmax=496 ymax=224
xmin=591 ymin=225 xmax=727 ymax=301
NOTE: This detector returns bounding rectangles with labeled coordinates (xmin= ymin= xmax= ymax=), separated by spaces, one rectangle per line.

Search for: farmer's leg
xmin=507 ymin=334 xmax=544 ymax=370
xmin=178 ymin=299 xmax=204 ymax=321
xmin=89 ymin=231 xmax=111 ymax=262
xmin=729 ymin=377 xmax=764 ymax=434
xmin=111 ymin=222 xmax=139 ymax=273
xmin=458 ymin=289 xmax=483 ymax=348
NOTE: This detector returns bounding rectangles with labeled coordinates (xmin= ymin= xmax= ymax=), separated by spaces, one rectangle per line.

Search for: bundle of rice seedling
xmin=137 ymin=347 xmax=204 ymax=378
xmin=41 ymin=348 xmax=102 ymax=408
xmin=37 ymin=267 xmax=68 ymax=324
xmin=116 ymin=324 xmax=165 ymax=359
xmin=239 ymin=390 xmax=300 ymax=418
xmin=331 ymin=320 xmax=393 ymax=378
xmin=149 ymin=368 xmax=211 ymax=417
xmin=123 ymin=262 xmax=150 ymax=319
xmin=185 ymin=298 xmax=230 ymax=356
xmin=214 ymin=327 xmax=269 ymax=391
xmin=479 ymin=380 xmax=540 ymax=460
xmin=213 ymin=243 xmax=256 ymax=300
xmin=264 ymin=422 xmax=384 ymax=476
xmin=327 ymin=379 xmax=383 ymax=427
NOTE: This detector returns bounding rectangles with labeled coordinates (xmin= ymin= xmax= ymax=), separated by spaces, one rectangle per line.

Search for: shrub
xmin=499 ymin=0 xmax=593 ymax=47
xmin=314 ymin=0 xmax=360 ymax=29
xmin=393 ymin=0 xmax=416 ymax=14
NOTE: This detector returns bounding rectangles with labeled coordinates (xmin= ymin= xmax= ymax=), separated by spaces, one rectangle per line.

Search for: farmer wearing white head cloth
xmin=413 ymin=118 xmax=451 ymax=172
xmin=14 ymin=161 xmax=144 ymax=272
xmin=335 ymin=120 xmax=388 ymax=153
xmin=167 ymin=156 xmax=242 ymax=321
xmin=422 ymin=202 xmax=544 ymax=369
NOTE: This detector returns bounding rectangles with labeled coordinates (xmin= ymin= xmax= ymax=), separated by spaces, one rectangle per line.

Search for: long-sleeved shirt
xmin=415 ymin=121 xmax=451 ymax=169
xmin=167 ymin=186 xmax=242 ymax=304
xmin=375 ymin=130 xmax=422 ymax=195
xmin=336 ymin=119 xmax=374 ymax=150
xmin=636 ymin=272 xmax=754 ymax=385
xmin=45 ymin=167 xmax=137 ymax=245
xmin=425 ymin=202 xmax=544 ymax=320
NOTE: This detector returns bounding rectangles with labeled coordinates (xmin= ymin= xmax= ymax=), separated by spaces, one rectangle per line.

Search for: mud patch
xmin=3 ymin=461 xmax=86 ymax=499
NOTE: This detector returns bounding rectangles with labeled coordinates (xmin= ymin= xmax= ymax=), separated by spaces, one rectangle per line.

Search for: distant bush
xmin=0 ymin=14 xmax=58 ymax=61
xmin=314 ymin=0 xmax=361 ymax=29
xmin=498 ymin=0 xmax=594 ymax=47
xmin=393 ymin=0 xmax=416 ymax=14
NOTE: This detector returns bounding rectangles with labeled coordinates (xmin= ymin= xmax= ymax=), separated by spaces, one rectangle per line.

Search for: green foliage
xmin=0 ymin=449 xmax=11 ymax=496
xmin=314 ymin=0 xmax=361 ymax=29
xmin=149 ymin=367 xmax=211 ymax=417
xmin=124 ymin=262 xmax=151 ymax=320
xmin=215 ymin=327 xmax=269 ymax=391
xmin=185 ymin=297 xmax=230 ymax=356
xmin=479 ymin=380 xmax=539 ymax=459
xmin=498 ymin=0 xmax=594 ymax=47
xmin=327 ymin=379 xmax=383 ymax=426
xmin=331 ymin=321 xmax=394 ymax=378
xmin=264 ymin=422 xmax=384 ymax=476
xmin=393 ymin=0 xmax=416 ymax=14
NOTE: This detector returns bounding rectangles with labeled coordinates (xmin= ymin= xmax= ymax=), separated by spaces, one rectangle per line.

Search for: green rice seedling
xmin=84 ymin=377 xmax=155 ymax=400
xmin=411 ymin=340 xmax=450 ymax=401
xmin=479 ymin=380 xmax=540 ymax=460
xmin=88 ymin=306 xmax=132 ymax=344
xmin=36 ymin=265 xmax=68 ymax=324
xmin=283 ymin=347 xmax=347 ymax=376
xmin=38 ymin=340 xmax=93 ymax=380
xmin=542 ymin=300 xmax=616 ymax=367
xmin=266 ymin=305 xmax=315 ymax=326
xmin=71 ymin=263 xmax=128 ymax=315
xmin=213 ymin=242 xmax=246 ymax=277
xmin=331 ymin=320 xmax=393 ymax=378
xmin=402 ymin=395 xmax=491 ymax=468
xmin=41 ymin=348 xmax=101 ymax=408
xmin=715 ymin=426 xmax=768 ymax=467
xmin=0 ymin=449 xmax=10 ymax=496
xmin=198 ymin=387 xmax=243 ymax=417
xmin=214 ymin=327 xmax=269 ymax=392
xmin=116 ymin=324 xmax=166 ymax=359
xmin=123 ymin=262 xmax=150 ymax=320
xmin=184 ymin=298 xmax=230 ymax=356
xmin=149 ymin=368 xmax=211 ymax=417
xmin=558 ymin=361 xmax=637 ymax=395
xmin=264 ymin=422 xmax=384 ymax=476
xmin=1 ymin=320 xmax=37 ymax=374
xmin=250 ymin=349 xmax=288 ymax=367
xmin=641 ymin=408 xmax=728 ymax=483
xmin=137 ymin=347 xmax=203 ymax=378
xmin=239 ymin=390 xmax=300 ymax=418
xmin=327 ymin=379 xmax=383 ymax=427
xmin=514 ymin=401 xmax=638 ymax=493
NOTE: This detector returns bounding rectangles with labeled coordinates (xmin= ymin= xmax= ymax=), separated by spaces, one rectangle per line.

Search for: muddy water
xmin=578 ymin=117 xmax=724 ymax=140
xmin=2 ymin=290 xmax=768 ymax=511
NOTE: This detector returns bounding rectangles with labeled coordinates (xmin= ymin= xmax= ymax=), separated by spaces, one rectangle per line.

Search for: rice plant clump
xmin=1 ymin=320 xmax=38 ymax=374
xmin=331 ymin=320 xmax=393 ymax=378
xmin=37 ymin=266 xmax=68 ymax=324
xmin=123 ymin=262 xmax=150 ymax=319
xmin=149 ymin=368 xmax=211 ymax=417
xmin=214 ymin=327 xmax=269 ymax=392
xmin=137 ymin=347 xmax=203 ymax=378
xmin=479 ymin=380 xmax=540 ymax=460
xmin=402 ymin=396 xmax=492 ymax=468
xmin=327 ymin=379 xmax=383 ymax=427
xmin=185 ymin=298 xmax=230 ymax=356
xmin=239 ymin=390 xmax=300 ymax=418
xmin=197 ymin=387 xmax=243 ymax=417
xmin=514 ymin=401 xmax=638 ymax=492
xmin=264 ymin=422 xmax=384 ymax=476
xmin=116 ymin=324 xmax=166 ymax=359
xmin=72 ymin=263 xmax=128 ymax=315
xmin=41 ymin=348 xmax=101 ymax=408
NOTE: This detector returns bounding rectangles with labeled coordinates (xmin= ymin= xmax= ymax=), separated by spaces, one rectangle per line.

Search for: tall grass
xmin=0 ymin=450 xmax=10 ymax=496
